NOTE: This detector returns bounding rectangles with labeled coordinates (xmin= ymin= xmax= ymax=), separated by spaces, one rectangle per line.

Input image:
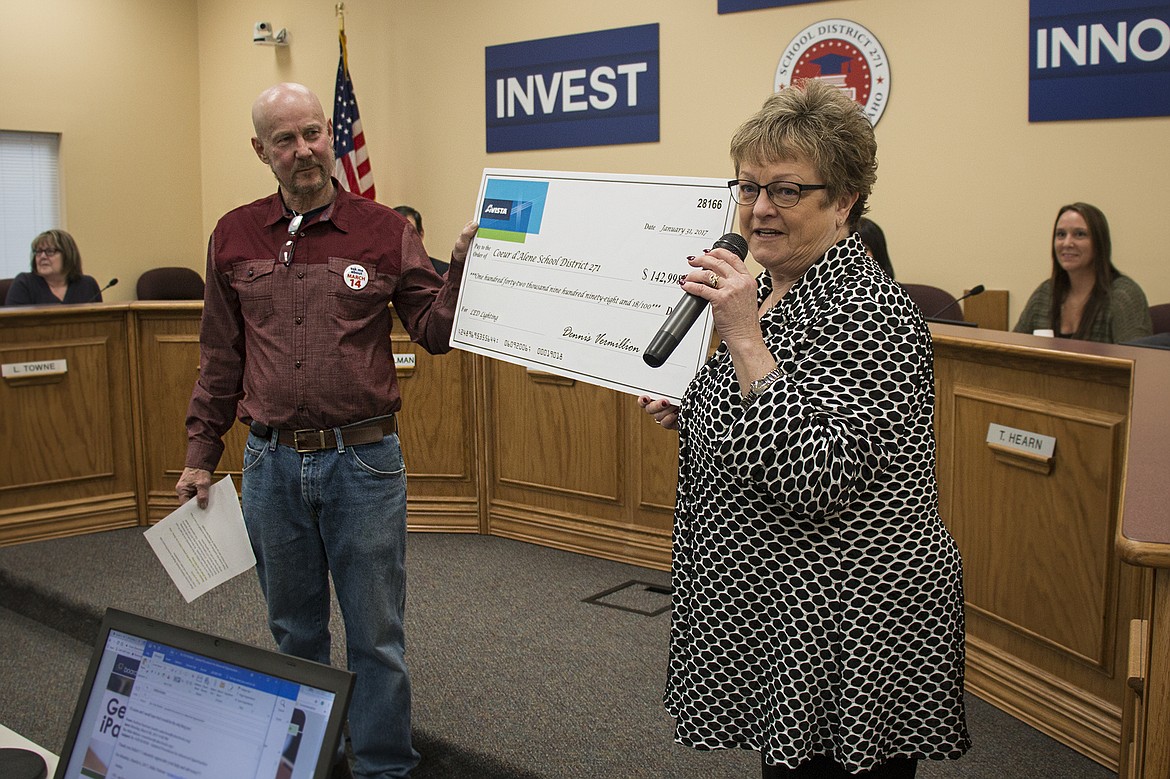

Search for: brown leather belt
xmin=249 ymin=415 xmax=397 ymax=453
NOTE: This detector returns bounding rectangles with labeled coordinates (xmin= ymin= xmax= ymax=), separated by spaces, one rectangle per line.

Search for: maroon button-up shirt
xmin=184 ymin=183 xmax=462 ymax=471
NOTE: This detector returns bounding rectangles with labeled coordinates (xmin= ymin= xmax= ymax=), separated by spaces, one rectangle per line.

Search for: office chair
xmin=1148 ymin=303 xmax=1170 ymax=335
xmin=136 ymin=267 xmax=205 ymax=300
xmin=901 ymin=283 xmax=963 ymax=321
xmin=0 ymin=278 xmax=12 ymax=306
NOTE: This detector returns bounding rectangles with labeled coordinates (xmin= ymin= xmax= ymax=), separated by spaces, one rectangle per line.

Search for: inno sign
xmin=1029 ymin=0 xmax=1170 ymax=120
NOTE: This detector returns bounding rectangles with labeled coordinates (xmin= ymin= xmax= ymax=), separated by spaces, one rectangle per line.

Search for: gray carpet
xmin=0 ymin=529 xmax=1114 ymax=778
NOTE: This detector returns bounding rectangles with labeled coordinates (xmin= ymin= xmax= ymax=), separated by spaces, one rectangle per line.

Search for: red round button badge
xmin=344 ymin=264 xmax=368 ymax=290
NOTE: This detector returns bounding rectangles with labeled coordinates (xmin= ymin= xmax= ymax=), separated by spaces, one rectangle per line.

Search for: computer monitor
xmin=54 ymin=608 xmax=353 ymax=779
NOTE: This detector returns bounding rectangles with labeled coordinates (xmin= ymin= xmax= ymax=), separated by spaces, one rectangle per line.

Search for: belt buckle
xmin=293 ymin=428 xmax=326 ymax=453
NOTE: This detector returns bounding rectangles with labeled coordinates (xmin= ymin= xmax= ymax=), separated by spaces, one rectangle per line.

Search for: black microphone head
xmin=968 ymin=284 xmax=984 ymax=296
xmin=107 ymin=278 xmax=119 ymax=288
xmin=711 ymin=233 xmax=748 ymax=260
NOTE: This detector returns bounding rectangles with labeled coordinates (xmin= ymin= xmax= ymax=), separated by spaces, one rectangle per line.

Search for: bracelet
xmin=742 ymin=365 xmax=783 ymax=408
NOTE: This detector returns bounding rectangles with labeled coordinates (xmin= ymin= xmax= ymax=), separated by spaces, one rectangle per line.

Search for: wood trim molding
xmin=966 ymin=634 xmax=1120 ymax=771
xmin=489 ymin=502 xmax=670 ymax=571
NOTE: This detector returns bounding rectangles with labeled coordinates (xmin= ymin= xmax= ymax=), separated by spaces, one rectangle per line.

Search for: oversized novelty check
xmin=451 ymin=169 xmax=736 ymax=402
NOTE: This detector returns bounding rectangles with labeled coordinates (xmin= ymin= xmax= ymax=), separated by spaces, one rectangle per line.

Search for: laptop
xmin=54 ymin=608 xmax=354 ymax=779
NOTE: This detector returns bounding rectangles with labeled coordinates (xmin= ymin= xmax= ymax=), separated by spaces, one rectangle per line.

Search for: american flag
xmin=333 ymin=29 xmax=376 ymax=199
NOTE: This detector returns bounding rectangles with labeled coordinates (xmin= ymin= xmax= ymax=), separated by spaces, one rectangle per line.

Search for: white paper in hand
xmin=144 ymin=475 xmax=256 ymax=603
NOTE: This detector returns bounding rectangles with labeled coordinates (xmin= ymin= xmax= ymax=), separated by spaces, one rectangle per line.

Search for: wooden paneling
xmin=932 ymin=326 xmax=1152 ymax=771
xmin=0 ymin=308 xmax=138 ymax=542
xmin=391 ymin=311 xmax=481 ymax=532
xmin=0 ymin=303 xmax=679 ymax=564
xmin=10 ymin=306 xmax=1170 ymax=773
xmin=636 ymin=410 xmax=680 ymax=515
xmin=0 ymin=303 xmax=482 ymax=544
xmin=950 ymin=387 xmax=1124 ymax=667
xmin=133 ymin=303 xmax=248 ymax=523
xmin=1119 ymin=571 xmax=1170 ymax=779
xmin=1141 ymin=572 xmax=1170 ymax=778
xmin=485 ymin=360 xmax=674 ymax=569
xmin=491 ymin=363 xmax=623 ymax=505
xmin=132 ymin=305 xmax=480 ymax=533
xmin=1115 ymin=344 xmax=1170 ymax=778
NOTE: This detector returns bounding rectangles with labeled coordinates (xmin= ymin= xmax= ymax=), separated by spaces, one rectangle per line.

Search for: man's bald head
xmin=251 ymin=82 xmax=326 ymax=140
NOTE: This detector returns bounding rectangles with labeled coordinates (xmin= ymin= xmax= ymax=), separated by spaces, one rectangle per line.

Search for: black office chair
xmin=136 ymin=267 xmax=205 ymax=300
xmin=1148 ymin=303 xmax=1170 ymax=335
xmin=901 ymin=283 xmax=963 ymax=321
xmin=0 ymin=278 xmax=13 ymax=306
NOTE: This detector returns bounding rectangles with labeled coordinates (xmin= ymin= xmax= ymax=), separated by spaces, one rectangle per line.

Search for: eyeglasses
xmin=727 ymin=179 xmax=827 ymax=209
xmin=279 ymin=213 xmax=304 ymax=266
xmin=34 ymin=247 xmax=61 ymax=256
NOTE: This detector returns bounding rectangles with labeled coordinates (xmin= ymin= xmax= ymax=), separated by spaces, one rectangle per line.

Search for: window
xmin=0 ymin=130 xmax=61 ymax=279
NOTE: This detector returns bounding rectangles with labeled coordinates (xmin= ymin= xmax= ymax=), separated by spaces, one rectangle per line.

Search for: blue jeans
xmin=242 ymin=429 xmax=419 ymax=779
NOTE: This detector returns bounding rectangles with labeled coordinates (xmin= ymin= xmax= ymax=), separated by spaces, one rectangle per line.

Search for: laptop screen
xmin=55 ymin=609 xmax=353 ymax=779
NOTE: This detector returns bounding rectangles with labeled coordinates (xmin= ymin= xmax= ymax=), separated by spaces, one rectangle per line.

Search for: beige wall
xmin=4 ymin=0 xmax=1168 ymax=320
xmin=0 ymin=0 xmax=203 ymax=301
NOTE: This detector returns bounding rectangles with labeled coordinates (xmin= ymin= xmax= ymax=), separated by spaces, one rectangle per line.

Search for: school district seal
xmin=774 ymin=19 xmax=890 ymax=125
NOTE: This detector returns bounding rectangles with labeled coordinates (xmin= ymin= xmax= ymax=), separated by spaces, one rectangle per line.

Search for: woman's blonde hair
xmin=730 ymin=79 xmax=877 ymax=224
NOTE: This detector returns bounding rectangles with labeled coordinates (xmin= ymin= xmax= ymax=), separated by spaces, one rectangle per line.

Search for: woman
xmin=5 ymin=229 xmax=102 ymax=305
xmin=1013 ymin=203 xmax=1151 ymax=342
xmin=857 ymin=216 xmax=894 ymax=279
xmin=638 ymin=81 xmax=969 ymax=777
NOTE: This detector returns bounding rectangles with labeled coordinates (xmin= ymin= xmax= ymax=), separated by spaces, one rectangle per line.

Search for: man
xmin=177 ymin=82 xmax=477 ymax=779
xmin=393 ymin=205 xmax=449 ymax=275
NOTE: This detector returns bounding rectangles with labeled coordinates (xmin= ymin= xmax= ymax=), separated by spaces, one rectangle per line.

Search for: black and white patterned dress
xmin=665 ymin=234 xmax=971 ymax=771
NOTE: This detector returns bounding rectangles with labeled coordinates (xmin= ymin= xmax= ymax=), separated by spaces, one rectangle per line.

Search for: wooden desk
xmin=482 ymin=360 xmax=676 ymax=570
xmin=0 ymin=303 xmax=481 ymax=542
xmin=0 ymin=305 xmax=139 ymax=542
xmin=0 ymin=302 xmax=668 ymax=563
xmin=5 ymin=305 xmax=1168 ymax=773
xmin=931 ymin=324 xmax=1169 ymax=774
xmin=1113 ymin=343 xmax=1170 ymax=779
xmin=131 ymin=301 xmax=483 ymax=532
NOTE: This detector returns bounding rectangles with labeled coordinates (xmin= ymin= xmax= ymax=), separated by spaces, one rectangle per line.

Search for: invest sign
xmin=485 ymin=24 xmax=659 ymax=152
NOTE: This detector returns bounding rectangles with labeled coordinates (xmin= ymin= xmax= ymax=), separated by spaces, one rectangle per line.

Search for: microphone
xmin=928 ymin=284 xmax=984 ymax=320
xmin=89 ymin=278 xmax=118 ymax=303
xmin=643 ymin=233 xmax=749 ymax=368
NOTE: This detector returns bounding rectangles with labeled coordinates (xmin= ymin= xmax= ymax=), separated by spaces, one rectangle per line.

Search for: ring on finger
xmin=707 ymin=271 xmax=719 ymax=289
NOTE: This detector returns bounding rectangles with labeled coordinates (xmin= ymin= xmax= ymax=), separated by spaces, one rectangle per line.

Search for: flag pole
xmin=331 ymin=1 xmax=376 ymax=200
xmin=336 ymin=3 xmax=347 ymax=71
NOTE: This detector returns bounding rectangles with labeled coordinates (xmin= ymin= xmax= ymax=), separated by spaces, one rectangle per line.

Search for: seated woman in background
xmin=857 ymin=216 xmax=895 ymax=278
xmin=1013 ymin=203 xmax=1151 ymax=343
xmin=5 ymin=229 xmax=102 ymax=305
